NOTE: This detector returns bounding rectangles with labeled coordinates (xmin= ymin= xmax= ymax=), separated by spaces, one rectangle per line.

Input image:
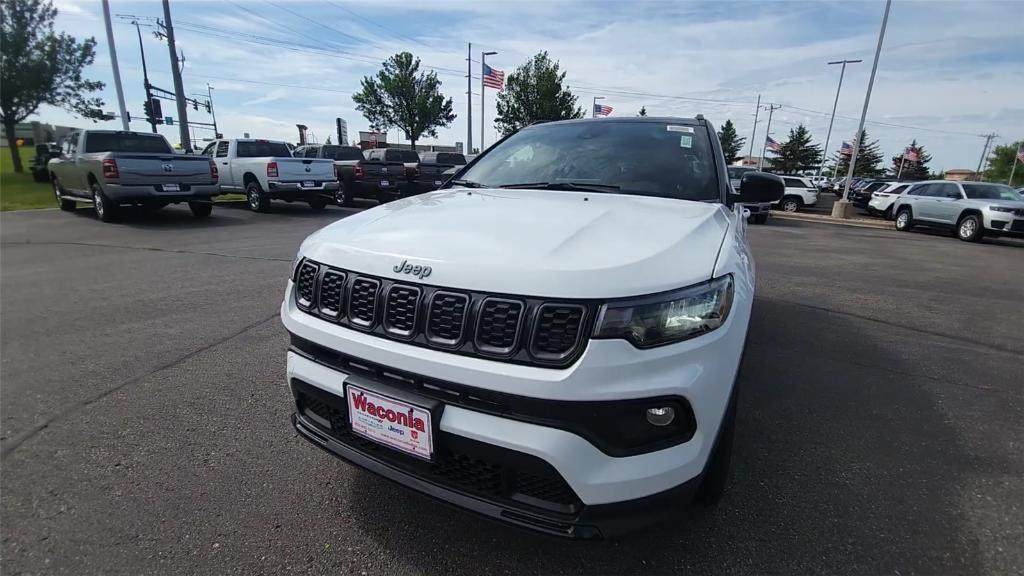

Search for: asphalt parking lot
xmin=2 ymin=202 xmax=1022 ymax=575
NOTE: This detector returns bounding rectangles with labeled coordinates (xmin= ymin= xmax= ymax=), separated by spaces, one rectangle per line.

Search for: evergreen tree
xmin=829 ymin=130 xmax=884 ymax=178
xmin=887 ymin=139 xmax=931 ymax=181
xmin=770 ymin=124 xmax=821 ymax=174
xmin=716 ymin=119 xmax=745 ymax=163
xmin=494 ymin=51 xmax=582 ymax=135
xmin=983 ymin=141 xmax=1023 ymax=185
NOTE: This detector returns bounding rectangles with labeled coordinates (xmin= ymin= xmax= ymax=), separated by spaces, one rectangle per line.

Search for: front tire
xmin=334 ymin=183 xmax=353 ymax=207
xmin=246 ymin=181 xmax=270 ymax=212
xmin=894 ymin=208 xmax=913 ymax=232
xmin=189 ymin=201 xmax=213 ymax=218
xmin=308 ymin=196 xmax=327 ymax=211
xmin=883 ymin=206 xmax=893 ymax=220
xmin=956 ymin=213 xmax=984 ymax=242
xmin=53 ymin=177 xmax=76 ymax=211
xmin=91 ymin=183 xmax=120 ymax=222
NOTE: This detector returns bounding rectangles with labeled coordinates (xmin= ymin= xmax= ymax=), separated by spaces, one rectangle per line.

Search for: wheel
xmin=780 ymin=197 xmax=801 ymax=213
xmin=894 ymin=208 xmax=913 ymax=232
xmin=53 ymin=177 xmax=76 ymax=211
xmin=334 ymin=183 xmax=353 ymax=207
xmin=956 ymin=213 xmax=984 ymax=242
xmin=308 ymin=196 xmax=327 ymax=211
xmin=91 ymin=182 xmax=120 ymax=222
xmin=189 ymin=201 xmax=213 ymax=218
xmin=883 ymin=206 xmax=893 ymax=220
xmin=246 ymin=181 xmax=270 ymax=212
xmin=751 ymin=213 xmax=769 ymax=225
xmin=33 ymin=168 xmax=50 ymax=183
xmin=694 ymin=385 xmax=737 ymax=507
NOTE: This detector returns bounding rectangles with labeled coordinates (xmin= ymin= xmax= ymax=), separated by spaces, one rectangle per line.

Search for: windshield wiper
xmin=450 ymin=179 xmax=485 ymax=188
xmin=499 ymin=182 xmax=621 ymax=193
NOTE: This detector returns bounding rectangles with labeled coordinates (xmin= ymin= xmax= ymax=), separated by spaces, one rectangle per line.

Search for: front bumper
xmin=281 ymin=278 xmax=748 ymax=535
xmin=984 ymin=210 xmax=1024 ymax=236
xmin=105 ymin=182 xmax=220 ymax=201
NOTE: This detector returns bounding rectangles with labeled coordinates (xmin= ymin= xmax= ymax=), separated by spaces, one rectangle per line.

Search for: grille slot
xmin=348 ymin=277 xmax=380 ymax=327
xmin=475 ymin=298 xmax=524 ymax=355
xmin=295 ymin=261 xmax=319 ymax=310
xmin=531 ymin=304 xmax=585 ymax=360
xmin=384 ymin=284 xmax=421 ymax=337
xmin=425 ymin=291 xmax=469 ymax=346
xmin=317 ymin=270 xmax=346 ymax=318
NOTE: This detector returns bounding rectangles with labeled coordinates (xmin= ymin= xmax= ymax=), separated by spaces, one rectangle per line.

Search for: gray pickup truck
xmin=48 ymin=130 xmax=220 ymax=222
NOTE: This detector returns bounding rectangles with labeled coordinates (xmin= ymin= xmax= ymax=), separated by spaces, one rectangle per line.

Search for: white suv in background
xmin=867 ymin=181 xmax=913 ymax=219
xmin=892 ymin=181 xmax=1024 ymax=242
xmin=774 ymin=176 xmax=819 ymax=212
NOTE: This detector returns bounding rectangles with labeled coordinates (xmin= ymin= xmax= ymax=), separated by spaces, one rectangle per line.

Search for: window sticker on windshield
xmin=679 ymin=135 xmax=693 ymax=148
xmin=667 ymin=125 xmax=694 ymax=133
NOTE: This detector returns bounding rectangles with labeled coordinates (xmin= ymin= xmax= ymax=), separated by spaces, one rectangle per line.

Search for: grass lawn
xmin=1 ymin=146 xmax=56 ymax=211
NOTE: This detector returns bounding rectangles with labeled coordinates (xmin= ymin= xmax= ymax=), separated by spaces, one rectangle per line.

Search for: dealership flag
xmin=903 ymin=147 xmax=920 ymax=162
xmin=840 ymin=141 xmax=853 ymax=156
xmin=1017 ymin=144 xmax=1024 ymax=163
xmin=765 ymin=136 xmax=782 ymax=153
xmin=593 ymin=103 xmax=613 ymax=116
xmin=482 ymin=64 xmax=505 ymax=90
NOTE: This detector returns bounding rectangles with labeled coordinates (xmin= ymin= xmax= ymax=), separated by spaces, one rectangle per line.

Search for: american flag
xmin=765 ymin=136 xmax=781 ymax=153
xmin=840 ymin=141 xmax=853 ymax=156
xmin=482 ymin=63 xmax=504 ymax=90
xmin=1017 ymin=144 xmax=1024 ymax=163
xmin=903 ymin=147 xmax=919 ymax=162
xmin=594 ymin=103 xmax=613 ymax=116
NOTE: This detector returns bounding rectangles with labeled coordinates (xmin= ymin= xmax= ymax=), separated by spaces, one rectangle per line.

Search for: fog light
xmin=646 ymin=406 xmax=675 ymax=427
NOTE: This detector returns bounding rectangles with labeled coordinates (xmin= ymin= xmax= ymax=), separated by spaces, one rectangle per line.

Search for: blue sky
xmin=40 ymin=0 xmax=1024 ymax=171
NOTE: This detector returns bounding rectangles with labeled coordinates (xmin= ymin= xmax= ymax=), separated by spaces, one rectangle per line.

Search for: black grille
xmin=475 ymin=298 xmax=524 ymax=354
xmin=532 ymin=304 xmax=585 ymax=358
xmin=294 ymin=260 xmax=592 ymax=368
xmin=318 ymin=270 xmax=346 ymax=318
xmin=384 ymin=285 xmax=420 ymax=337
xmin=349 ymin=278 xmax=380 ymax=327
xmin=293 ymin=380 xmax=579 ymax=511
xmin=295 ymin=261 xmax=318 ymax=309
xmin=426 ymin=292 xmax=468 ymax=346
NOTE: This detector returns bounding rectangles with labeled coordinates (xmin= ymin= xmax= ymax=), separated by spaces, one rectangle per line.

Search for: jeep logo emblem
xmin=393 ymin=260 xmax=432 ymax=279
xmin=161 ymin=163 xmax=173 ymax=172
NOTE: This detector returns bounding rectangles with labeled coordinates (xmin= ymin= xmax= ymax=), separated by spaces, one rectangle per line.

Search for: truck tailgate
xmin=115 ymin=154 xmax=213 ymax=186
xmin=274 ymin=158 xmax=335 ymax=182
xmin=362 ymin=160 xmax=405 ymax=186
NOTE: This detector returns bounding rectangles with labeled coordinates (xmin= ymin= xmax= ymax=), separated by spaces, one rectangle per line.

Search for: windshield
xmin=322 ymin=146 xmax=363 ymax=161
xmin=236 ymin=141 xmax=292 ymax=158
xmin=84 ymin=133 xmax=172 ymax=154
xmin=962 ymin=183 xmax=1021 ymax=201
xmin=454 ymin=120 xmax=719 ymax=201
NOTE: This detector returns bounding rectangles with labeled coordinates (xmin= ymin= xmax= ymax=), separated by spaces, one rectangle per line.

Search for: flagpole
xmin=1009 ymin=145 xmax=1021 ymax=186
xmin=758 ymin=104 xmax=780 ymax=170
xmin=481 ymin=51 xmax=497 ymax=151
xmin=897 ymin=153 xmax=906 ymax=180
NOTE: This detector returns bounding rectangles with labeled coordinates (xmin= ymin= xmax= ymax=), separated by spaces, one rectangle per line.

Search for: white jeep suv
xmin=892 ymin=181 xmax=1024 ymax=241
xmin=281 ymin=117 xmax=784 ymax=538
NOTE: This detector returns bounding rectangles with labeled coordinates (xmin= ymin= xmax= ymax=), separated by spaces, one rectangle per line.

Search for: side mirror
xmin=737 ymin=172 xmax=785 ymax=203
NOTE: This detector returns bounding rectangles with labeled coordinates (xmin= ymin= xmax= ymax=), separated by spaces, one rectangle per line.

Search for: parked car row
xmin=47 ymin=130 xmax=468 ymax=222
xmin=892 ymin=180 xmax=1024 ymax=242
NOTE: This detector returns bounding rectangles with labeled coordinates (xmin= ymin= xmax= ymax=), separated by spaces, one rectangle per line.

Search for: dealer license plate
xmin=380 ymin=180 xmax=390 ymax=187
xmin=302 ymin=180 xmax=315 ymax=188
xmin=346 ymin=384 xmax=433 ymax=460
xmin=163 ymin=184 xmax=180 ymax=192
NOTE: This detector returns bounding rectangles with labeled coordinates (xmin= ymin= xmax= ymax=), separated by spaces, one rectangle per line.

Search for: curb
xmin=771 ymin=211 xmax=894 ymax=230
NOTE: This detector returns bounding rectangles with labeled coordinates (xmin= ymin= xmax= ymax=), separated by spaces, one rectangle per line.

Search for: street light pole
xmin=207 ymin=83 xmax=218 ymax=138
xmin=834 ymin=0 xmax=892 ymax=218
xmin=481 ymin=51 xmax=497 ymax=151
xmin=817 ymin=59 xmax=862 ymax=179
xmin=132 ymin=20 xmax=157 ymax=133
xmin=758 ymin=104 xmax=781 ymax=171
xmin=747 ymin=94 xmax=760 ymax=165
xmin=592 ymin=96 xmax=605 ymax=118
xmin=101 ymin=0 xmax=129 ymax=130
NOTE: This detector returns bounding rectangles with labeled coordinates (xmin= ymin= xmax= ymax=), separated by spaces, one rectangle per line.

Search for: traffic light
xmin=192 ymin=100 xmax=198 ymax=111
xmin=143 ymin=99 xmax=152 ymax=119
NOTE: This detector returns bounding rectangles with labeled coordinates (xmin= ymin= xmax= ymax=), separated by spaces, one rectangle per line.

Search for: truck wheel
xmin=189 ymin=201 xmax=213 ymax=218
xmin=308 ymin=196 xmax=327 ymax=211
xmin=883 ymin=206 xmax=893 ymax=220
xmin=894 ymin=208 xmax=913 ymax=231
xmin=246 ymin=181 xmax=270 ymax=212
xmin=694 ymin=385 xmax=737 ymax=507
xmin=956 ymin=213 xmax=984 ymax=242
xmin=780 ymin=197 xmax=801 ymax=213
xmin=91 ymin=183 xmax=120 ymax=223
xmin=53 ymin=177 xmax=76 ymax=211
xmin=334 ymin=183 xmax=352 ymax=207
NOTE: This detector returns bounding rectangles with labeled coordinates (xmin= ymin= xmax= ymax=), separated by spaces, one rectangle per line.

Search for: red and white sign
xmin=346 ymin=385 xmax=433 ymax=459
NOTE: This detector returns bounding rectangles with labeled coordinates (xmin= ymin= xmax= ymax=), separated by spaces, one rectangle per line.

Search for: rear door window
xmin=84 ymin=133 xmax=172 ymax=153
xmin=215 ymin=141 xmax=230 ymax=158
xmin=783 ymin=177 xmax=804 ymax=188
xmin=236 ymin=141 xmax=292 ymax=157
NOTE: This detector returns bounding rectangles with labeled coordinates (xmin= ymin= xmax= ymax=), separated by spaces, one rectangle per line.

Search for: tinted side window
xmin=934 ymin=183 xmax=961 ymax=198
xmin=890 ymin=185 xmax=908 ymax=195
xmin=304 ymin=146 xmax=320 ymax=158
xmin=200 ymin=142 xmax=216 ymax=157
xmin=215 ymin=141 xmax=230 ymax=158
xmin=783 ymin=177 xmax=803 ymax=188
xmin=907 ymin=184 xmax=929 ymax=196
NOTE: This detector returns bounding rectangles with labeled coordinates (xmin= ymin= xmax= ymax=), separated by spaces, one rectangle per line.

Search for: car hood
xmin=300 ymin=189 xmax=732 ymax=298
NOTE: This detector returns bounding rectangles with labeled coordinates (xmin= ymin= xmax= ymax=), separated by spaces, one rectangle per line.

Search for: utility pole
xmin=758 ymin=104 xmax=781 ymax=171
xmin=818 ymin=59 xmax=861 ymax=178
xmin=133 ymin=21 xmax=158 ymax=133
xmin=101 ymin=0 xmax=129 ymax=130
xmin=466 ymin=43 xmax=473 ymax=154
xmin=161 ymin=0 xmax=191 ymax=151
xmin=207 ymin=83 xmax=218 ymax=138
xmin=481 ymin=51 xmax=497 ymax=151
xmin=975 ymin=133 xmax=996 ymax=181
xmin=834 ymin=0 xmax=891 ymax=217
xmin=1009 ymin=144 xmax=1021 ymax=187
xmin=747 ymin=94 xmax=760 ymax=165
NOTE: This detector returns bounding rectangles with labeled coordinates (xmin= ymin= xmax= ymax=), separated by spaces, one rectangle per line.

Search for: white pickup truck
xmin=200 ymin=139 xmax=338 ymax=212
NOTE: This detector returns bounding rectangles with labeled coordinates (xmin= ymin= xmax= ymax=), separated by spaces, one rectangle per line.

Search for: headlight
xmin=990 ymin=206 xmax=1016 ymax=213
xmin=594 ymin=275 xmax=734 ymax=348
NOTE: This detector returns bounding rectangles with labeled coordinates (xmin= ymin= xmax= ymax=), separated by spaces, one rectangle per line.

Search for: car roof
xmin=527 ymin=116 xmax=702 ymax=128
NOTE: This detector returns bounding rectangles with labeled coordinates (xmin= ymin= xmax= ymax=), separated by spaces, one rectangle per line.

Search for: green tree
xmin=352 ymin=52 xmax=455 ymax=150
xmin=830 ymin=130 xmax=884 ymax=178
xmin=716 ymin=119 xmax=746 ymax=164
xmin=770 ymin=124 xmax=821 ymax=174
xmin=983 ymin=141 xmax=1023 ymax=185
xmin=0 ymin=0 xmax=104 ymax=173
xmin=637 ymin=106 xmax=647 ymax=117
xmin=887 ymin=139 xmax=931 ymax=181
xmin=494 ymin=51 xmax=582 ymax=135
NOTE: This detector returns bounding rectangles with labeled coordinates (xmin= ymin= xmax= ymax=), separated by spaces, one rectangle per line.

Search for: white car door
xmin=215 ymin=141 xmax=235 ymax=189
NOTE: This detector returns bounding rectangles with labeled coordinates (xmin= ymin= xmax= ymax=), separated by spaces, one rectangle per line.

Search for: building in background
xmin=943 ymin=169 xmax=977 ymax=181
xmin=0 ymin=121 xmax=77 ymax=147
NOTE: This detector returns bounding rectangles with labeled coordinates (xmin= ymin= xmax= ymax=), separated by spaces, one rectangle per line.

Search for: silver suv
xmin=892 ymin=180 xmax=1024 ymax=242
